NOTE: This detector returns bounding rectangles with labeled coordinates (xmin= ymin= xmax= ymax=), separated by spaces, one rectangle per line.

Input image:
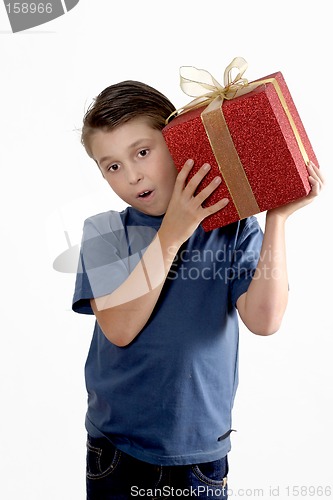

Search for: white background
xmin=1 ymin=1 xmax=332 ymax=498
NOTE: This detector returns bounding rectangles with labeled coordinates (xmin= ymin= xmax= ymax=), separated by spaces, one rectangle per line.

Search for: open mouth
xmin=138 ymin=190 xmax=153 ymax=199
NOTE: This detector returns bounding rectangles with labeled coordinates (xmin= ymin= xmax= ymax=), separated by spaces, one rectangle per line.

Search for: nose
xmin=125 ymin=164 xmax=143 ymax=185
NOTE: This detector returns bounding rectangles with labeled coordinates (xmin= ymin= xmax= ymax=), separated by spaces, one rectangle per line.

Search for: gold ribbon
xmin=166 ymin=58 xmax=309 ymax=218
xmin=201 ymin=97 xmax=260 ymax=218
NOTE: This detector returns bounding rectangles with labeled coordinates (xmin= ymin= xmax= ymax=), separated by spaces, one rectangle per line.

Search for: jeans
xmin=86 ymin=435 xmax=228 ymax=499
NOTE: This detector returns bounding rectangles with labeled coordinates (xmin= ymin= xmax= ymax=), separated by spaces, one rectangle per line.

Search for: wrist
xmin=157 ymin=226 xmax=182 ymax=262
xmin=266 ymin=208 xmax=288 ymax=225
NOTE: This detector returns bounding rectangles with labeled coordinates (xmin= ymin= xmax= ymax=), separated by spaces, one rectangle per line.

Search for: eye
xmin=107 ymin=163 xmax=120 ymax=172
xmin=138 ymin=149 xmax=149 ymax=158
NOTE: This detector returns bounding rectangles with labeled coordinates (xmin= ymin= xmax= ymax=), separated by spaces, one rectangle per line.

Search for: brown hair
xmin=81 ymin=80 xmax=176 ymax=158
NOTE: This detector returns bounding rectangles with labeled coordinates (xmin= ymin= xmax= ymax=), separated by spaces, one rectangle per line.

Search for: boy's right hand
xmin=160 ymin=159 xmax=229 ymax=248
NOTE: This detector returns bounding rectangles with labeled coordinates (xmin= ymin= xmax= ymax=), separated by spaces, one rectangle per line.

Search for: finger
xmin=307 ymin=161 xmax=325 ymax=186
xmin=203 ymin=197 xmax=230 ymax=216
xmin=308 ymin=175 xmax=321 ymax=197
xmin=194 ymin=175 xmax=222 ymax=205
xmin=185 ymin=162 xmax=212 ymax=196
xmin=174 ymin=159 xmax=195 ymax=192
xmin=307 ymin=161 xmax=325 ymax=196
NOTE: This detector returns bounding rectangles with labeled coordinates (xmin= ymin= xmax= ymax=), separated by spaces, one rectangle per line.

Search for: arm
xmin=237 ymin=162 xmax=324 ymax=335
xmin=91 ymin=160 xmax=229 ymax=347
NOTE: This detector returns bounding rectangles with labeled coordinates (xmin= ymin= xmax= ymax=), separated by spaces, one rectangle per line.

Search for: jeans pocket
xmin=191 ymin=455 xmax=228 ymax=486
xmin=86 ymin=435 xmax=122 ymax=479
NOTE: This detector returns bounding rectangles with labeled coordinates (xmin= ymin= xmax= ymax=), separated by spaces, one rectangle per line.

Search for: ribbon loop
xmin=180 ymin=66 xmax=225 ymax=98
xmin=223 ymin=56 xmax=248 ymax=87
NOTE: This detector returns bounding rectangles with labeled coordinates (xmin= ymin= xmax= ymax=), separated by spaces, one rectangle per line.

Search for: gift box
xmin=162 ymin=59 xmax=319 ymax=231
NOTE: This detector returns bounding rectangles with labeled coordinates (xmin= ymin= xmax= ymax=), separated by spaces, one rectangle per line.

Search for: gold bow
xmin=166 ymin=57 xmax=257 ymax=123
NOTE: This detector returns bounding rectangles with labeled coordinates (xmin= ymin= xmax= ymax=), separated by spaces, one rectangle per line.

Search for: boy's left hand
xmin=267 ymin=161 xmax=325 ymax=220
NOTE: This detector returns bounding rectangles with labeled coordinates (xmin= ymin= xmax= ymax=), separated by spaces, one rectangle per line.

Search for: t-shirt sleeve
xmin=72 ymin=214 xmax=128 ymax=315
xmin=229 ymin=216 xmax=264 ymax=308
xmin=72 ymin=212 xmax=158 ymax=315
xmin=72 ymin=248 xmax=94 ymax=315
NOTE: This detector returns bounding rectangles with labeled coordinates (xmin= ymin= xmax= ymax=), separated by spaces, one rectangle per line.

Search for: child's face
xmin=90 ymin=117 xmax=178 ymax=216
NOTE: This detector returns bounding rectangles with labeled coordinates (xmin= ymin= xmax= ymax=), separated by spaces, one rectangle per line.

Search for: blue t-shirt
xmin=72 ymin=206 xmax=263 ymax=466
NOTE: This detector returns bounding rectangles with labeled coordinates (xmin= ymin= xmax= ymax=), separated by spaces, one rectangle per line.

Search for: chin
xmin=146 ymin=208 xmax=165 ymax=217
xmin=133 ymin=202 xmax=167 ymax=217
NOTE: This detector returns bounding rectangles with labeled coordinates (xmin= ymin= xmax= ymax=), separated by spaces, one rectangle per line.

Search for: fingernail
xmin=203 ymin=163 xmax=211 ymax=171
xmin=187 ymin=159 xmax=194 ymax=167
xmin=214 ymin=176 xmax=222 ymax=184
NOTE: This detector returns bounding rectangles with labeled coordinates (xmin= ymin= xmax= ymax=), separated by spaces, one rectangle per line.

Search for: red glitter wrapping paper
xmin=162 ymin=71 xmax=319 ymax=231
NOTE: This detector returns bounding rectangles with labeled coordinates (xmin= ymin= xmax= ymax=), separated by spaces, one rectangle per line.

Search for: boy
xmin=72 ymin=80 xmax=323 ymax=499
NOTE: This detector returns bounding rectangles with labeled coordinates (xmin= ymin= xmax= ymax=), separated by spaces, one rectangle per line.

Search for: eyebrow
xmin=129 ymin=138 xmax=151 ymax=149
xmin=98 ymin=138 xmax=151 ymax=167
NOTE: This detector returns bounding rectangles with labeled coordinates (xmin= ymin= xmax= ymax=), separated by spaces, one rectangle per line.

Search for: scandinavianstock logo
xmin=4 ymin=0 xmax=79 ymax=33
